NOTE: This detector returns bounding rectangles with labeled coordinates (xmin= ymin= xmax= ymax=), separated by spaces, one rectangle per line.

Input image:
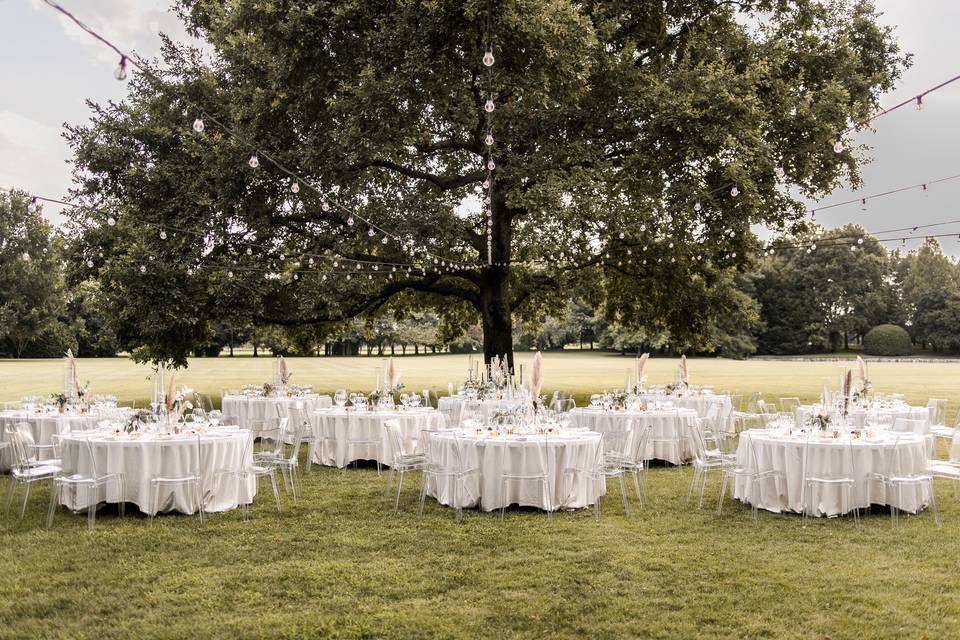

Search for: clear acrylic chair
xmin=149 ymin=434 xmax=205 ymax=525
xmin=620 ymin=424 xmax=653 ymax=507
xmin=47 ymin=433 xmax=125 ymax=530
xmin=779 ymin=397 xmax=801 ymax=415
xmin=648 ymin=409 xmax=686 ymax=472
xmin=929 ymin=402 xmax=956 ymax=449
xmin=716 ymin=430 xmax=783 ymax=520
xmin=871 ymin=432 xmax=940 ymax=528
xmin=214 ymin=429 xmax=281 ymax=519
xmin=418 ymin=430 xmax=480 ymax=521
xmin=383 ymin=420 xmax=425 ymax=511
xmin=287 ymin=405 xmax=314 ymax=473
xmin=801 ymin=433 xmax=858 ymax=527
xmin=345 ymin=413 xmax=382 ymax=474
xmin=257 ymin=417 xmax=306 ymax=500
xmin=4 ymin=425 xmax=61 ymax=522
xmin=563 ymin=430 xmax=631 ymax=522
xmin=11 ymin=421 xmax=61 ymax=468
xmin=927 ymin=399 xmax=948 ymax=430
xmin=686 ymin=421 xmax=726 ymax=509
xmin=499 ymin=433 xmax=553 ymax=519
xmin=928 ymin=429 xmax=960 ymax=506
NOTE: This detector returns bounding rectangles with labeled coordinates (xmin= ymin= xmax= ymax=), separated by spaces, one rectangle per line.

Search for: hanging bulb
xmin=368 ymin=227 xmax=375 ymax=237
xmin=381 ymin=236 xmax=388 ymax=245
xmin=246 ymin=247 xmax=253 ymax=255
xmin=107 ymin=217 xmax=116 ymax=226
xmin=159 ymin=230 xmax=167 ymax=240
xmin=487 ymin=159 xmax=496 ymax=171
xmin=293 ymin=273 xmax=299 ymax=280
xmin=694 ymin=201 xmax=701 ymax=212
xmin=291 ymin=181 xmax=300 ymax=194
xmin=811 ymin=243 xmax=817 ymax=251
xmin=484 ymin=133 xmax=495 ymax=146
xmin=775 ymin=166 xmax=785 ymax=179
xmin=730 ymin=185 xmax=739 ymax=197
xmin=916 ymin=95 xmax=923 ymax=111
xmin=483 ymin=44 xmax=495 ymax=67
xmin=483 ymin=178 xmax=491 ymax=190
xmin=857 ymin=237 xmax=864 ymax=245
xmin=347 ymin=215 xmax=355 ymax=226
xmin=192 ymin=118 xmax=205 ymax=133
xmin=139 ymin=265 xmax=146 ymax=273
xmin=21 ymin=252 xmax=30 ymax=262
xmin=86 ymin=259 xmax=94 ymax=268
xmin=321 ymin=201 xmax=331 ymax=212
xmin=833 ymin=138 xmax=844 ymax=153
xmin=114 ymin=56 xmax=128 ymax=81
xmin=248 ymin=153 xmax=260 ymax=168
xmin=484 ymin=97 xmax=495 ymax=112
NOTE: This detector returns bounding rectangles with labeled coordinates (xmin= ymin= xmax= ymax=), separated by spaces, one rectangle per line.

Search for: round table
xmin=570 ymin=407 xmax=699 ymax=465
xmin=437 ymin=396 xmax=526 ymax=426
xmin=637 ymin=393 xmax=732 ymax=418
xmin=795 ymin=404 xmax=930 ymax=429
xmin=310 ymin=408 xmax=446 ymax=468
xmin=58 ymin=428 xmax=256 ymax=515
xmin=221 ymin=394 xmax=332 ymax=435
xmin=734 ymin=429 xmax=931 ymax=516
xmin=0 ymin=409 xmax=117 ymax=470
xmin=424 ymin=430 xmax=603 ymax=512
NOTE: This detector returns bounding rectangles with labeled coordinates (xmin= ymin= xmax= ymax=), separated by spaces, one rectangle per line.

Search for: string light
xmin=192 ymin=118 xmax=204 ymax=133
xmin=248 ymin=153 xmax=259 ymax=169
xmin=290 ymin=180 xmax=300 ymax=194
xmin=833 ymin=136 xmax=844 ymax=153
xmin=775 ymin=166 xmax=786 ymax=179
xmin=730 ymin=185 xmax=739 ymax=197
xmin=483 ymin=44 xmax=495 ymax=67
xmin=113 ymin=56 xmax=127 ymax=81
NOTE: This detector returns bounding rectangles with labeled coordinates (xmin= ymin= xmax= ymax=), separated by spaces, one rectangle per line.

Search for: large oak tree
xmin=66 ymin=0 xmax=906 ymax=367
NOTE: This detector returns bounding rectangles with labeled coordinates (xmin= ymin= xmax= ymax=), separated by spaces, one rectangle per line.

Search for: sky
xmin=1 ymin=0 xmax=959 ymax=254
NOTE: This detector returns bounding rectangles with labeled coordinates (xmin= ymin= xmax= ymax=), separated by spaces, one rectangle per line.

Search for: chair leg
xmin=269 ymin=471 xmax=282 ymax=515
xmin=717 ymin=475 xmax=728 ymax=515
xmin=633 ymin=470 xmax=644 ymax=507
xmin=87 ymin=484 xmax=96 ymax=531
xmin=394 ymin=470 xmax=404 ymax=511
xmin=929 ymin=481 xmax=941 ymax=527
xmin=117 ymin=476 xmax=125 ymax=519
xmin=619 ymin=475 xmax=630 ymax=516
xmin=46 ymin=481 xmax=58 ymax=529
xmin=4 ymin=475 xmax=16 ymax=517
xmin=499 ymin=478 xmax=507 ymax=521
xmin=150 ymin=482 xmax=160 ymax=526
xmin=697 ymin=468 xmax=710 ymax=509
xmin=19 ymin=479 xmax=32 ymax=521
xmin=195 ymin=481 xmax=205 ymax=525
xmin=418 ymin=474 xmax=428 ymax=516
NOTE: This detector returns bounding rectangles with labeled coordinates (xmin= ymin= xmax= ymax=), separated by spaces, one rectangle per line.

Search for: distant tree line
xmin=2 ymin=191 xmax=959 ymax=359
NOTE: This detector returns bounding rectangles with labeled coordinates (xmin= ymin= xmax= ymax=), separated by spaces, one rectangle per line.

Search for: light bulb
xmin=246 ymin=247 xmax=253 ymax=255
xmin=21 ymin=252 xmax=30 ymax=262
xmin=291 ymin=181 xmax=300 ymax=194
xmin=248 ymin=153 xmax=259 ymax=168
xmin=368 ymin=227 xmax=375 ymax=237
xmin=159 ymin=230 xmax=167 ymax=240
xmin=294 ymin=273 xmax=299 ymax=280
xmin=483 ymin=45 xmax=495 ymax=67
xmin=833 ymin=139 xmax=844 ymax=153
xmin=811 ymin=243 xmax=817 ymax=251
xmin=857 ymin=237 xmax=864 ymax=245
xmin=107 ymin=217 xmax=116 ymax=226
xmin=484 ymin=133 xmax=494 ymax=146
xmin=114 ymin=57 xmax=128 ymax=81
xmin=619 ymin=232 xmax=625 ymax=239
xmin=487 ymin=159 xmax=496 ymax=171
xmin=694 ymin=201 xmax=701 ymax=212
xmin=483 ymin=178 xmax=491 ymax=189
xmin=484 ymin=98 xmax=495 ymax=112
xmin=640 ymin=224 xmax=646 ymax=231
xmin=347 ymin=215 xmax=354 ymax=226
xmin=192 ymin=118 xmax=205 ymax=133
xmin=381 ymin=236 xmax=388 ymax=245
xmin=730 ymin=185 xmax=739 ymax=197
xmin=86 ymin=259 xmax=94 ymax=268
xmin=228 ymin=271 xmax=234 ymax=277
xmin=775 ymin=166 xmax=785 ymax=179
xmin=321 ymin=201 xmax=331 ymax=211
xmin=308 ymin=257 xmax=315 ymax=265
xmin=139 ymin=265 xmax=146 ymax=273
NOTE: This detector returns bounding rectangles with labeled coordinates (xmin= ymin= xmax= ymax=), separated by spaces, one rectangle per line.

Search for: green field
xmin=2 ymin=353 xmax=960 ymax=639
xmin=2 ymin=352 xmax=959 ymax=417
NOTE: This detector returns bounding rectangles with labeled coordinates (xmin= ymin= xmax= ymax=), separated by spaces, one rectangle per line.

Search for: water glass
xmin=334 ymin=389 xmax=348 ymax=407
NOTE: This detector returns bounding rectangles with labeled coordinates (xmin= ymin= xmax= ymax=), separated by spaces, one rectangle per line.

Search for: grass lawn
xmin=1 ymin=353 xmax=960 ymax=638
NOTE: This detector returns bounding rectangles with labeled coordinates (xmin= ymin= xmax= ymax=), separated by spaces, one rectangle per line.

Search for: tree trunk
xmin=480 ymin=267 xmax=514 ymax=371
xmin=253 ymin=343 xmax=258 ymax=357
xmin=414 ymin=344 xmax=419 ymax=355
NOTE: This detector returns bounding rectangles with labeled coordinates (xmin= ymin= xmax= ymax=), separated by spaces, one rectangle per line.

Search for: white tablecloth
xmin=424 ymin=431 xmax=604 ymax=512
xmin=221 ymin=394 xmax=332 ymax=435
xmin=570 ymin=408 xmax=699 ymax=465
xmin=734 ymin=430 xmax=931 ymax=516
xmin=795 ymin=404 xmax=930 ymax=429
xmin=58 ymin=429 xmax=256 ymax=515
xmin=310 ymin=408 xmax=446 ymax=468
xmin=637 ymin=393 xmax=732 ymax=418
xmin=437 ymin=396 xmax=526 ymax=426
xmin=0 ymin=410 xmax=109 ymax=470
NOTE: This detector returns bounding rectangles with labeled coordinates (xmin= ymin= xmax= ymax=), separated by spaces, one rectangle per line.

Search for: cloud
xmin=0 ymin=110 xmax=73 ymax=222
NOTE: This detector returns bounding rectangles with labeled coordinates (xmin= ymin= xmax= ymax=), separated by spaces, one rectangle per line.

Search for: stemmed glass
xmin=590 ymin=394 xmax=602 ymax=408
xmin=334 ymin=389 xmax=348 ymax=407
xmin=410 ymin=393 xmax=422 ymax=409
xmin=209 ymin=409 xmax=222 ymax=427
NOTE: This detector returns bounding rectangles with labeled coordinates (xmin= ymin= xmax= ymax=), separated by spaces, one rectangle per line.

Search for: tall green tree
xmin=897 ymin=238 xmax=960 ymax=312
xmin=0 ymin=191 xmax=70 ymax=358
xmin=66 ymin=0 xmax=906 ymax=367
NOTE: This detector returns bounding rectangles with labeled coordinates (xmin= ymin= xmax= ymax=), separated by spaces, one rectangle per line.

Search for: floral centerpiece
xmin=609 ymin=390 xmax=629 ymax=410
xmin=164 ymin=375 xmax=194 ymax=421
xmin=262 ymin=382 xmax=275 ymax=397
xmin=49 ymin=392 xmax=69 ymax=412
xmin=808 ymin=410 xmax=832 ymax=432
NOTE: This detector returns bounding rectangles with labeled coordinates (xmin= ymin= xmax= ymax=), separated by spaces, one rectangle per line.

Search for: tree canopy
xmin=65 ymin=0 xmax=907 ymax=367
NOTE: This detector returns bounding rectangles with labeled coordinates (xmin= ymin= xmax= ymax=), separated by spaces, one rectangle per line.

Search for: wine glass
xmin=410 ymin=393 xmax=422 ymax=408
xmin=192 ymin=407 xmax=206 ymax=423
xmin=209 ymin=409 xmax=222 ymax=427
xmin=590 ymin=394 xmax=602 ymax=408
xmin=334 ymin=389 xmax=348 ymax=407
